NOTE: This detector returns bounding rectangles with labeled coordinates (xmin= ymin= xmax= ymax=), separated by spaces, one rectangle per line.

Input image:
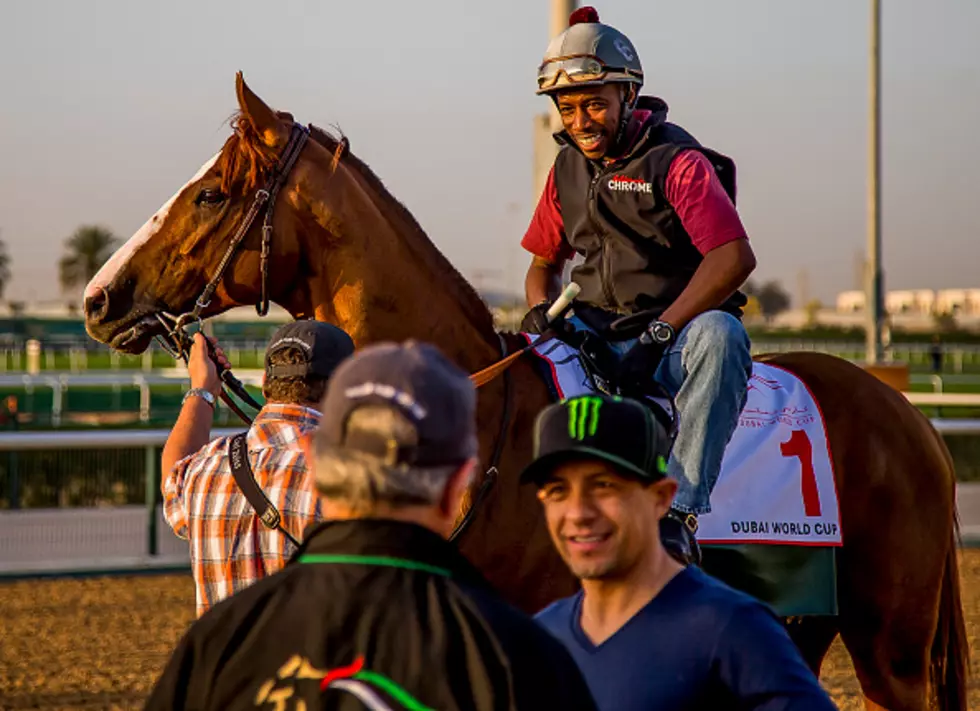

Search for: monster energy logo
xmin=567 ymin=396 xmax=603 ymax=441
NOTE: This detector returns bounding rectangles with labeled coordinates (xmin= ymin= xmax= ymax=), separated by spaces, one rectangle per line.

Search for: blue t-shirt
xmin=535 ymin=567 xmax=836 ymax=711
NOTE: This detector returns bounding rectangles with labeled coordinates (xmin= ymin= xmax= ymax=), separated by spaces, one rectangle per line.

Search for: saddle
xmin=557 ymin=325 xmax=676 ymax=435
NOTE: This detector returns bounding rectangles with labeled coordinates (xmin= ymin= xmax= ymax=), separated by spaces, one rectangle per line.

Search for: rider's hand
xmin=520 ymin=301 xmax=553 ymax=335
xmin=617 ymin=339 xmax=668 ymax=391
xmin=188 ymin=333 xmax=229 ymax=397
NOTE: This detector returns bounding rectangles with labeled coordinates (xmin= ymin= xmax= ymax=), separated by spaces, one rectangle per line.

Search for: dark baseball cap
xmin=264 ymin=320 xmax=355 ymax=379
xmin=317 ymin=340 xmax=477 ymax=467
xmin=519 ymin=394 xmax=675 ymax=485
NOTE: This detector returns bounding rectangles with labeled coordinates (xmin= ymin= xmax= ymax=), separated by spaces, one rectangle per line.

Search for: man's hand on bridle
xmin=188 ymin=333 xmax=231 ymax=398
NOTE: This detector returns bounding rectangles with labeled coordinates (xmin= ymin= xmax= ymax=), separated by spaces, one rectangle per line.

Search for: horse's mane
xmin=217 ymin=113 xmax=280 ymax=195
xmin=219 ymin=111 xmax=498 ymax=339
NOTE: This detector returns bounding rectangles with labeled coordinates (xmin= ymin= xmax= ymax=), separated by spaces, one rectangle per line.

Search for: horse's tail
xmin=930 ymin=508 xmax=969 ymax=711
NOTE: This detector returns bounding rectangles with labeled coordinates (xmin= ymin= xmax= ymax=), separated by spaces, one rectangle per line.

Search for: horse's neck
xmin=293 ymin=157 xmax=501 ymax=373
xmin=285 ymin=150 xmax=577 ymax=614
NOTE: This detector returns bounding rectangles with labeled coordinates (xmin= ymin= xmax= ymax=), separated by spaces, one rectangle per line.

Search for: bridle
xmin=154 ymin=122 xmax=313 ymax=363
xmin=151 ymin=123 xmax=320 ymax=419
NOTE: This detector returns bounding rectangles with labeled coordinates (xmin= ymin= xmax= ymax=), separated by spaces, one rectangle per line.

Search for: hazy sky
xmin=1 ymin=0 xmax=977 ymax=305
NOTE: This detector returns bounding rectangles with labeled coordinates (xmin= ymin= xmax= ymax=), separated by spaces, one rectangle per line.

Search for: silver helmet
xmin=536 ymin=7 xmax=643 ymax=96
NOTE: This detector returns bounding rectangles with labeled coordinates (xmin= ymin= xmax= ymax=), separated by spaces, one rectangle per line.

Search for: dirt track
xmin=1 ymin=554 xmax=978 ymax=710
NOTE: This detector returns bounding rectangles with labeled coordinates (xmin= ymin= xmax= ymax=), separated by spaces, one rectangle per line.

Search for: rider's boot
xmin=660 ymin=509 xmax=701 ymax=567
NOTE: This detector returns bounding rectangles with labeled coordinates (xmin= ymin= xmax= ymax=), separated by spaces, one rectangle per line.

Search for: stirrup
xmin=680 ymin=512 xmax=699 ymax=535
xmin=662 ymin=510 xmax=702 ymax=567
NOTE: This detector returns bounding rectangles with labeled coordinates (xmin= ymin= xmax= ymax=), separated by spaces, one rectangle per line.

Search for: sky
xmin=0 ymin=0 xmax=977 ymax=306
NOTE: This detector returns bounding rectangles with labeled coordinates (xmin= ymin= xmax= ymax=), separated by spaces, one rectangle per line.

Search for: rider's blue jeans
xmin=568 ymin=310 xmax=752 ymax=514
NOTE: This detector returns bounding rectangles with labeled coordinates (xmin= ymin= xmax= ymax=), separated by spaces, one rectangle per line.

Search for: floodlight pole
xmin=866 ymin=0 xmax=885 ymax=364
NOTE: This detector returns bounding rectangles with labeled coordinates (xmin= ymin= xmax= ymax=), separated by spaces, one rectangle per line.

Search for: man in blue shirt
xmin=522 ymin=394 xmax=837 ymax=710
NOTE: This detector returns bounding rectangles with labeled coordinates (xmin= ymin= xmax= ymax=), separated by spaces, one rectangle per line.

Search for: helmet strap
xmin=610 ymin=84 xmax=639 ymax=156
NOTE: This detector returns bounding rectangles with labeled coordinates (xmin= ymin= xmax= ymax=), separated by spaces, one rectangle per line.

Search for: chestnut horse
xmin=83 ymin=74 xmax=966 ymax=711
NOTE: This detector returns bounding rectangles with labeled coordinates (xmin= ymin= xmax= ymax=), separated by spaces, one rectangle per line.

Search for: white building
xmin=836 ymin=291 xmax=865 ymax=313
xmin=885 ymin=289 xmax=935 ymax=315
xmin=837 ymin=288 xmax=980 ymax=316
xmin=935 ymin=289 xmax=980 ymax=316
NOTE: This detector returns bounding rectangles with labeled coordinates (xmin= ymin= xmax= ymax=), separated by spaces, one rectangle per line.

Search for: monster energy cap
xmin=519 ymin=394 xmax=673 ymax=485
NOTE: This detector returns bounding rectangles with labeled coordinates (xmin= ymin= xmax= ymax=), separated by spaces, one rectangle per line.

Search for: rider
xmin=520 ymin=6 xmax=756 ymax=566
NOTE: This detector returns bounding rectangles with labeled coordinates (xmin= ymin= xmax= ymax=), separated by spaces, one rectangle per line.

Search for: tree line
xmin=742 ymin=279 xmax=793 ymax=322
xmin=0 ymin=225 xmax=119 ymax=304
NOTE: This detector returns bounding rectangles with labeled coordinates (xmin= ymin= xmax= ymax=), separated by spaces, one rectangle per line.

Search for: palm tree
xmin=59 ymin=225 xmax=120 ymax=294
xmin=0 ymin=233 xmax=11 ymax=300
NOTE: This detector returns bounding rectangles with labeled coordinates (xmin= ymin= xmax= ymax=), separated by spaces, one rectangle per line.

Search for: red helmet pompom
xmin=569 ymin=6 xmax=600 ymax=25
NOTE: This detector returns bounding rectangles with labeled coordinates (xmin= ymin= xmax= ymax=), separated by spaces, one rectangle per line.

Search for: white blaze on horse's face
xmin=84 ymin=152 xmax=221 ymax=301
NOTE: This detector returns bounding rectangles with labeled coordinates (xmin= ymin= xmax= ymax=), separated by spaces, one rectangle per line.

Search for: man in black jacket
xmin=145 ymin=340 xmax=597 ymax=711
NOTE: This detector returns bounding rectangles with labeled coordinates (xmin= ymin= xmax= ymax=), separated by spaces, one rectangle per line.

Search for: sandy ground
xmin=1 ymin=553 xmax=978 ymax=710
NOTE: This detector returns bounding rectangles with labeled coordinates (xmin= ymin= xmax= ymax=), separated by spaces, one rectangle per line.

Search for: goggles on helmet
xmin=537 ymin=54 xmax=642 ymax=93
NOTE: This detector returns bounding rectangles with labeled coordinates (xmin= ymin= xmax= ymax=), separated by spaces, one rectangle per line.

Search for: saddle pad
xmin=522 ymin=335 xmax=842 ymax=547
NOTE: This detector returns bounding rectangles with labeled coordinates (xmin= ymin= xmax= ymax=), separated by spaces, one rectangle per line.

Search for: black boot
xmin=660 ymin=510 xmax=701 ymax=567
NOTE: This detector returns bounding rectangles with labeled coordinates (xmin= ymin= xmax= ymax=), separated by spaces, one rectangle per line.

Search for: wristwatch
xmin=640 ymin=320 xmax=676 ymax=346
xmin=183 ymin=387 xmax=216 ymax=410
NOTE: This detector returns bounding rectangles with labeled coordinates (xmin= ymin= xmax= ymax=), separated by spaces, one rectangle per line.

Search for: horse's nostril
xmin=84 ymin=288 xmax=109 ymax=322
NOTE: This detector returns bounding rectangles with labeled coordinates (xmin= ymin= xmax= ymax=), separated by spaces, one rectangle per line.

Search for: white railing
xmin=0 ymin=424 xmax=977 ymax=577
xmin=0 ymin=428 xmax=238 ymax=573
xmin=904 ymin=392 xmax=980 ymax=408
xmin=1 ymin=368 xmax=978 ymax=429
xmin=0 ymin=428 xmax=240 ymax=450
xmin=0 ymin=420 xmax=974 ymax=454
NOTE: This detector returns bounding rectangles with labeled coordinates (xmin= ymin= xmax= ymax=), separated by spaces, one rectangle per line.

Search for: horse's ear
xmin=235 ymin=71 xmax=288 ymax=148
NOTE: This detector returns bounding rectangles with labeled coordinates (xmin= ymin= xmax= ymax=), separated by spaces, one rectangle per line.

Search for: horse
xmin=82 ymin=74 xmax=967 ymax=711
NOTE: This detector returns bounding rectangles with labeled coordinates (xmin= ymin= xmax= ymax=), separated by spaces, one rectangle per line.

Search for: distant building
xmin=885 ymin=290 xmax=935 ymax=315
xmin=836 ymin=291 xmax=865 ymax=313
xmin=836 ymin=288 xmax=980 ymax=316
xmin=935 ymin=289 xmax=980 ymax=316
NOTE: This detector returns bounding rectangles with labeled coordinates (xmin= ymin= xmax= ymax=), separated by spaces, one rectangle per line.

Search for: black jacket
xmin=553 ymin=96 xmax=747 ymax=333
xmin=145 ymin=519 xmax=597 ymax=711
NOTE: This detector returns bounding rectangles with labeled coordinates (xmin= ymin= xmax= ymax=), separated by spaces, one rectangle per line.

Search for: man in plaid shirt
xmin=161 ymin=321 xmax=355 ymax=616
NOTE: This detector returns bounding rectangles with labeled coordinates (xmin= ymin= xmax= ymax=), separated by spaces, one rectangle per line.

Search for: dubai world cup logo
xmin=256 ymin=654 xmax=432 ymax=710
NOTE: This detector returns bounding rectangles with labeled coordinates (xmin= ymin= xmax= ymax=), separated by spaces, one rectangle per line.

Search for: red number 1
xmin=780 ymin=429 xmax=821 ymax=517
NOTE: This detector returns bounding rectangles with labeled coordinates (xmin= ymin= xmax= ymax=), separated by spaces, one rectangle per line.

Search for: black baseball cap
xmin=264 ymin=320 xmax=355 ymax=379
xmin=519 ymin=394 xmax=675 ymax=485
xmin=317 ymin=340 xmax=478 ymax=467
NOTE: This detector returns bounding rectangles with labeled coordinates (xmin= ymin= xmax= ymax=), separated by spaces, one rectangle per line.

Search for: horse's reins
xmin=449 ymin=333 xmax=511 ymax=542
xmin=449 ymin=284 xmax=582 ymax=541
xmin=468 ymin=283 xmax=580 ymax=388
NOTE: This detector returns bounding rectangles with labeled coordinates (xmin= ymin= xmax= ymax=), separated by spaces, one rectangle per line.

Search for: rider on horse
xmin=520 ymin=6 xmax=757 ymax=566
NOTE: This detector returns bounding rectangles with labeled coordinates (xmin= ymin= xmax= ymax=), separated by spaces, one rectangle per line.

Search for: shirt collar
xmin=290 ymin=519 xmax=489 ymax=587
xmin=252 ymin=402 xmax=322 ymax=430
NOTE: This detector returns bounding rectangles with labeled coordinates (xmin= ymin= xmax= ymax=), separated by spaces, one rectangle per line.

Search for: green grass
xmin=0 ymin=382 xmax=265 ymax=430
xmin=0 ymin=348 xmax=267 ymax=372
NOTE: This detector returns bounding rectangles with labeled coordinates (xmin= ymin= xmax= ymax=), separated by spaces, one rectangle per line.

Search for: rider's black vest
xmin=553 ymin=97 xmax=747 ymax=334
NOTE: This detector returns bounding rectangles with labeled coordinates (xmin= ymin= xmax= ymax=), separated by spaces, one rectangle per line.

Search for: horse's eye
xmin=195 ymin=188 xmax=226 ymax=206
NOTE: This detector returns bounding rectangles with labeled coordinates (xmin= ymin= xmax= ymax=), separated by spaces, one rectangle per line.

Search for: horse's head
xmin=84 ymin=73 xmax=311 ymax=353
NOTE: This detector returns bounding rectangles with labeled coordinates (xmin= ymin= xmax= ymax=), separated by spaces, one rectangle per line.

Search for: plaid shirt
xmin=163 ymin=403 xmax=323 ymax=616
